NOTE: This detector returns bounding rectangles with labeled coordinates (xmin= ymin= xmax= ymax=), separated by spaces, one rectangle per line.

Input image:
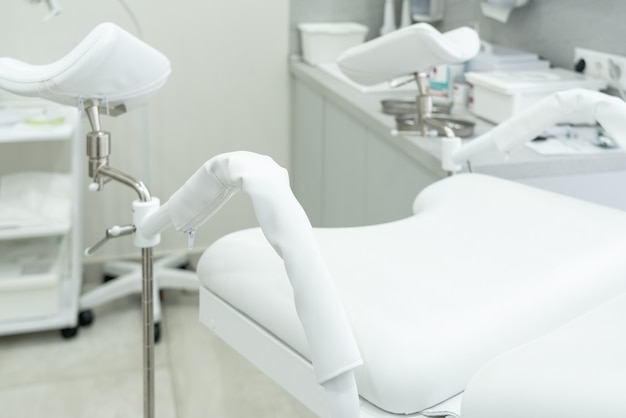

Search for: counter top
xmin=290 ymin=60 xmax=626 ymax=180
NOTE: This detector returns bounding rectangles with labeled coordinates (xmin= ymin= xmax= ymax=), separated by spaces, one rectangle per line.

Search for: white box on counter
xmin=298 ymin=22 xmax=368 ymax=66
xmin=468 ymin=43 xmax=551 ymax=73
xmin=466 ymin=68 xmax=607 ymax=124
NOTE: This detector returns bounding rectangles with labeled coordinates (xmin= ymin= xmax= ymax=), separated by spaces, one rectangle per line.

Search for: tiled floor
xmin=0 ymin=286 xmax=316 ymax=418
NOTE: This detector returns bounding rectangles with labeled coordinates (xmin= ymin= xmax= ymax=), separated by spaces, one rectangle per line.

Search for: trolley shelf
xmin=0 ymin=104 xmax=77 ymax=143
xmin=0 ymin=101 xmax=82 ymax=337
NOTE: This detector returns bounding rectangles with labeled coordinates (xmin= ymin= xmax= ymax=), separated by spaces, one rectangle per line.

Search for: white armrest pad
xmin=168 ymin=151 xmax=362 ymax=384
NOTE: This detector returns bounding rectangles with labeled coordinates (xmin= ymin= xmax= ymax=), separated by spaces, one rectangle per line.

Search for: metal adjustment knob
xmin=84 ymin=224 xmax=136 ymax=256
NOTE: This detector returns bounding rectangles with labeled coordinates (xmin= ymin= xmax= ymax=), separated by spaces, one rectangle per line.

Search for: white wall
xmin=0 ymin=0 xmax=290 ymax=262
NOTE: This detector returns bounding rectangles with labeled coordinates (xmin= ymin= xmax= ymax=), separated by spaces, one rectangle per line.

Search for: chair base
xmin=80 ymin=252 xmax=198 ymax=326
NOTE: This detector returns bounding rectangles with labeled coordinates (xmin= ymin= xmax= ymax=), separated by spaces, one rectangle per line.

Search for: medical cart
xmin=0 ymin=101 xmax=86 ymax=338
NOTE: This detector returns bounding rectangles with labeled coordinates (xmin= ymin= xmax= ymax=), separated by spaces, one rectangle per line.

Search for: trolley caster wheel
xmin=103 ymin=274 xmax=118 ymax=283
xmin=154 ymin=322 xmax=161 ymax=343
xmin=60 ymin=326 xmax=79 ymax=339
xmin=78 ymin=309 xmax=94 ymax=327
xmin=177 ymin=262 xmax=191 ymax=270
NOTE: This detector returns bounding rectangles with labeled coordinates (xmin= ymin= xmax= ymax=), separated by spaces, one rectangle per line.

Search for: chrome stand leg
xmin=142 ymin=247 xmax=155 ymax=418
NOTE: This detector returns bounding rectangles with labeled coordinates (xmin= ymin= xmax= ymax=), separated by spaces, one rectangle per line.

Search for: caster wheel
xmin=154 ymin=322 xmax=161 ymax=343
xmin=103 ymin=274 xmax=118 ymax=283
xmin=60 ymin=326 xmax=79 ymax=339
xmin=78 ymin=310 xmax=94 ymax=327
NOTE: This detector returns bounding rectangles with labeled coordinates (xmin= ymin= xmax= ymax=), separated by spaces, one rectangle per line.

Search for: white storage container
xmin=468 ymin=43 xmax=551 ymax=73
xmin=0 ymin=235 xmax=67 ymax=322
xmin=298 ymin=22 xmax=368 ymax=66
xmin=466 ymin=68 xmax=607 ymax=124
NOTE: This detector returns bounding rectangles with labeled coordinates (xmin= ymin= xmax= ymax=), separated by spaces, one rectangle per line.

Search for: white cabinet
xmin=0 ymin=102 xmax=84 ymax=337
xmin=291 ymin=77 xmax=441 ymax=227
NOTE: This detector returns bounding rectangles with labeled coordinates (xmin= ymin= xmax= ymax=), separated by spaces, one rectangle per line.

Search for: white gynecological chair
xmin=193 ymin=24 xmax=626 ymax=418
xmin=3 ymin=21 xmax=626 ymax=418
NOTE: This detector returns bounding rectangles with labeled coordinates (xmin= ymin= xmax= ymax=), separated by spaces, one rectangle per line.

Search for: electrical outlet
xmin=574 ymin=47 xmax=626 ymax=92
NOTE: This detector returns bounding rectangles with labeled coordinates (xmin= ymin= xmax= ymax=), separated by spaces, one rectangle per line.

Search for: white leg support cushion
xmin=0 ymin=22 xmax=170 ymax=110
xmin=337 ymin=23 xmax=480 ymax=85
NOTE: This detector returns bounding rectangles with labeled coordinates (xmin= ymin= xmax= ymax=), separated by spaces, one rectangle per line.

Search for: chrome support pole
xmin=142 ymin=247 xmax=155 ymax=418
xmin=83 ymin=103 xmax=156 ymax=418
xmin=414 ymin=72 xmax=432 ymax=137
xmin=98 ymin=169 xmax=154 ymax=418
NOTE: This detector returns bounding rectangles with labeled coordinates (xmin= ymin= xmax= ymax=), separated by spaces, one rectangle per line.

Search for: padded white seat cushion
xmin=197 ymin=173 xmax=626 ymax=414
xmin=462 ymin=292 xmax=626 ymax=418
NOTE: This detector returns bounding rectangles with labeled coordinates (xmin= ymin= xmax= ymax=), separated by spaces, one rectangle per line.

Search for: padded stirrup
xmin=0 ymin=22 xmax=170 ymax=112
xmin=337 ymin=23 xmax=479 ymax=86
